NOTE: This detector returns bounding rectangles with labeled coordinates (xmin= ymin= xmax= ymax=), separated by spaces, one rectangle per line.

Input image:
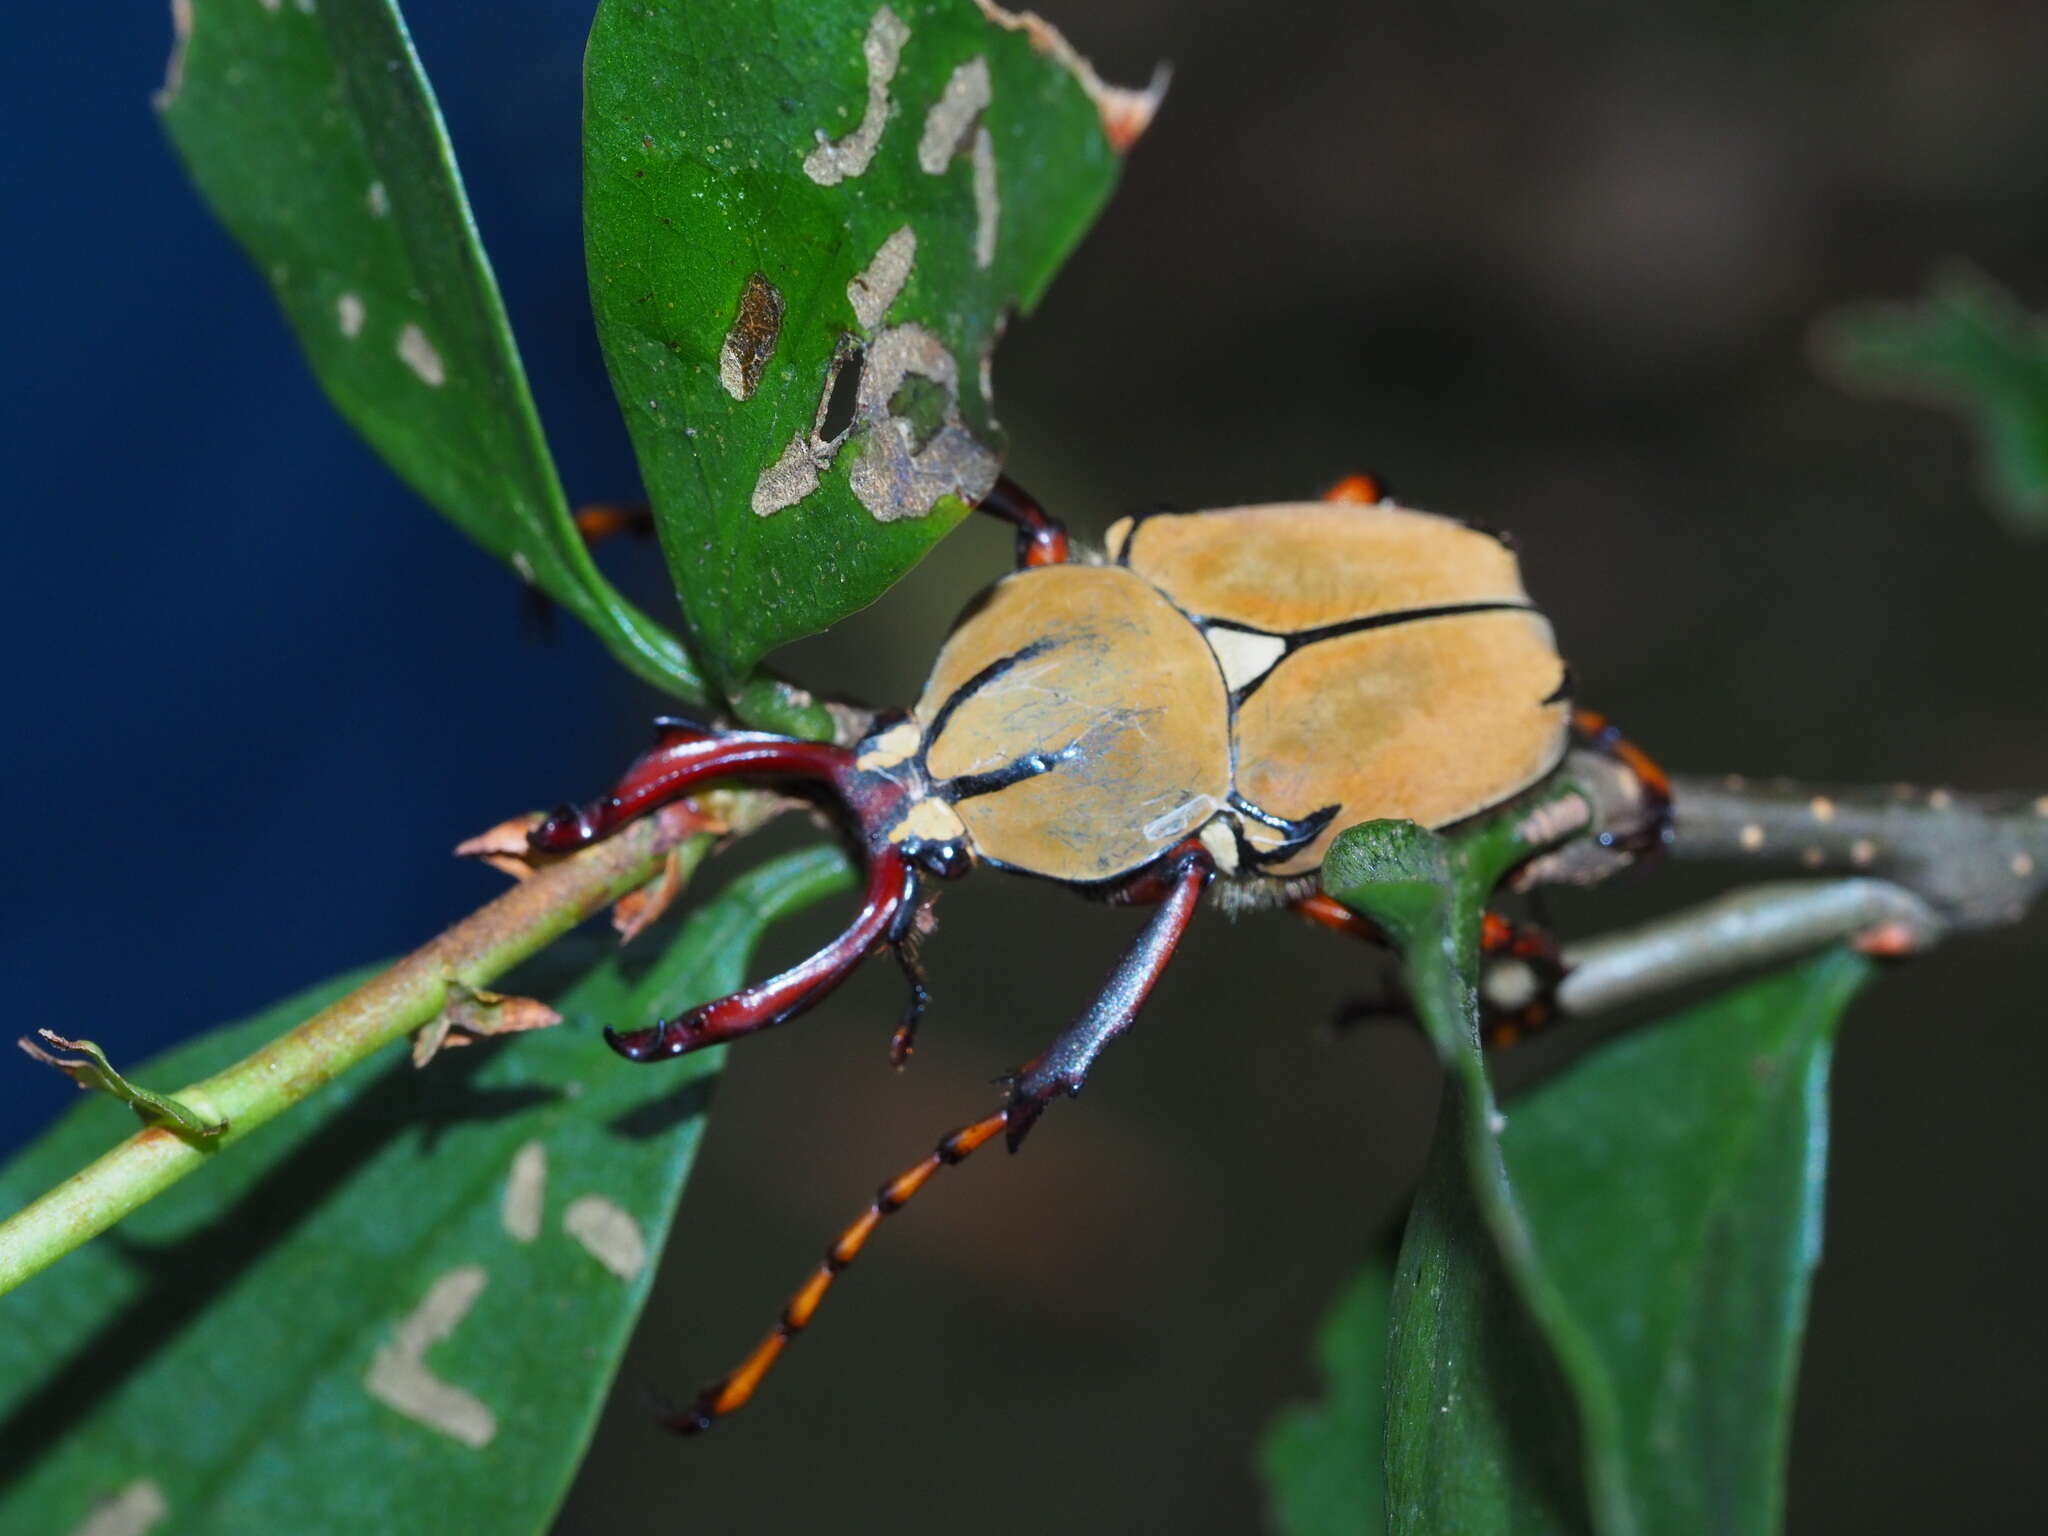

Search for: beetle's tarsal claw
xmin=650 ymin=712 xmax=714 ymax=737
xmin=603 ymin=1019 xmax=685 ymax=1062
xmin=529 ymin=803 xmax=597 ymax=852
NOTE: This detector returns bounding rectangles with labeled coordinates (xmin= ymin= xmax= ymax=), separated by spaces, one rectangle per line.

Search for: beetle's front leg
xmin=974 ymin=475 xmax=1069 ymax=568
xmin=1001 ymin=840 xmax=1215 ymax=1150
xmin=607 ymin=847 xmax=921 ymax=1062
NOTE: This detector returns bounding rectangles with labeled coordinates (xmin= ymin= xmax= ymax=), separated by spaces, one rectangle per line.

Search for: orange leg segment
xmin=1322 ymin=473 xmax=1389 ymax=505
xmin=661 ymin=1108 xmax=1013 ymax=1434
xmin=975 ymin=476 xmax=1069 ymax=567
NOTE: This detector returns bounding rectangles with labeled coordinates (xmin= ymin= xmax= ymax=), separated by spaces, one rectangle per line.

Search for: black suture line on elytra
xmin=921 ymin=637 xmax=1058 ymax=751
xmin=940 ymin=741 xmax=1082 ymax=803
xmin=1112 ymin=508 xmax=1181 ymax=567
xmin=1229 ymin=601 xmax=1539 ymax=704
xmin=1278 ymin=600 xmax=1538 ymax=654
xmin=1228 ymin=793 xmax=1342 ymax=866
xmin=1544 ymin=665 xmax=1575 ymax=705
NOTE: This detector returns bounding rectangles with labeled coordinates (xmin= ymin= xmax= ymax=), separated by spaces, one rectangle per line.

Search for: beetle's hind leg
xmin=974 ymin=475 xmax=1069 ymax=567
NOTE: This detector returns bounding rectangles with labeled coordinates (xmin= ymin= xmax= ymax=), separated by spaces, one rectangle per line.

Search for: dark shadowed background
xmin=6 ymin=2 xmax=2047 ymax=1530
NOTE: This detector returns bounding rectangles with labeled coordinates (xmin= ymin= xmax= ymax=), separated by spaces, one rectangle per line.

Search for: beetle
xmin=529 ymin=472 xmax=1669 ymax=1430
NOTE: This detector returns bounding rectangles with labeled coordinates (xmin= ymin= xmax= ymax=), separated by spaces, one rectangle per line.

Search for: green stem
xmin=0 ymin=808 xmax=710 ymax=1298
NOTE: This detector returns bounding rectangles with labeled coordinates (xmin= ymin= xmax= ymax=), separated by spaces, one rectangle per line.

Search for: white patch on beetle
xmin=366 ymin=180 xmax=389 ymax=218
xmin=803 ymin=6 xmax=910 ymax=186
xmin=856 ymin=718 xmax=923 ymax=771
xmin=364 ymin=1266 xmax=497 ymax=1448
xmin=969 ymin=126 xmax=999 ymax=268
xmin=397 ymin=323 xmax=445 ymax=387
xmin=848 ymin=324 xmax=999 ymax=522
xmin=1198 ymin=818 xmax=1239 ymax=875
xmin=847 ymin=225 xmax=918 ymax=330
xmin=969 ymin=1 xmax=1168 ymax=152
xmin=918 ymin=57 xmax=992 ymax=172
xmin=1140 ymin=793 xmax=1219 ymax=845
xmin=889 ymin=798 xmax=967 ymax=846
xmin=1203 ymin=625 xmax=1287 ymax=693
xmin=565 ymin=1196 xmax=647 ymax=1281
xmin=718 ymin=272 xmax=785 ymax=401
xmin=502 ymin=1140 xmax=545 ymax=1242
xmin=336 ymin=292 xmax=365 ymax=339
xmin=69 ymin=1481 xmax=168 ymax=1536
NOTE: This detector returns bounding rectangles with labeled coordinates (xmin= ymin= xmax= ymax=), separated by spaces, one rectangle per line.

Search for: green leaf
xmin=583 ymin=0 xmax=1140 ymax=686
xmin=1262 ymin=1250 xmax=1395 ymax=1536
xmin=1497 ymin=951 xmax=1868 ymax=1535
xmin=1818 ymin=265 xmax=2048 ymax=534
xmin=156 ymin=0 xmax=709 ymax=704
xmin=0 ymin=846 xmax=852 ymax=1534
xmin=1326 ymin=803 xmax=1619 ymax=1536
xmin=1326 ymin=810 xmax=1870 ymax=1535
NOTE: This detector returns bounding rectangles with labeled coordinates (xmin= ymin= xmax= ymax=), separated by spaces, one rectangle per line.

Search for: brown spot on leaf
xmin=718 ymin=272 xmax=785 ymax=401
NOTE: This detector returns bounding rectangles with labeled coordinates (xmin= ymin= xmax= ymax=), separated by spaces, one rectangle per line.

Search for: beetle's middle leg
xmin=1001 ymin=839 xmax=1216 ymax=1150
xmin=974 ymin=475 xmax=1069 ymax=567
xmin=1292 ymin=891 xmax=1568 ymax=1046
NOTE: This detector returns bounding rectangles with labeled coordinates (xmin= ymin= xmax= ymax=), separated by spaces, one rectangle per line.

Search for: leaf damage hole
xmin=820 ymin=340 xmax=866 ymax=443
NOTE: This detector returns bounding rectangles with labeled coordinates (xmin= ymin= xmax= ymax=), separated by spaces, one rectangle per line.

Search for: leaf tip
xmin=970 ymin=1 xmax=1170 ymax=152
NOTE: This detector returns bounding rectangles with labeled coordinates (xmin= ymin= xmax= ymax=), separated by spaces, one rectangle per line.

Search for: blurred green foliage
xmin=1821 ymin=267 xmax=2048 ymax=535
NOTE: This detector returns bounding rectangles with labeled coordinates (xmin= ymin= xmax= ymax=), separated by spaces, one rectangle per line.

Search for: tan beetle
xmin=530 ymin=473 xmax=1667 ymax=1430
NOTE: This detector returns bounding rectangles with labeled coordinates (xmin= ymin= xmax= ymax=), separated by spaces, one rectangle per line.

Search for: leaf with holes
xmin=1819 ymin=264 xmax=2048 ymax=535
xmin=583 ymin=0 xmax=1154 ymax=687
xmin=156 ymin=0 xmax=711 ymax=705
xmin=0 ymin=848 xmax=851 ymax=1534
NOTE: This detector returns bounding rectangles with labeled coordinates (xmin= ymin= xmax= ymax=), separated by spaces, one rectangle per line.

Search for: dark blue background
xmin=9 ymin=4 xmax=2048 ymax=1532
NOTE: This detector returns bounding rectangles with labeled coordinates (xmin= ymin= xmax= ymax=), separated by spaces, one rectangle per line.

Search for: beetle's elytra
xmin=529 ymin=475 xmax=1668 ymax=1431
